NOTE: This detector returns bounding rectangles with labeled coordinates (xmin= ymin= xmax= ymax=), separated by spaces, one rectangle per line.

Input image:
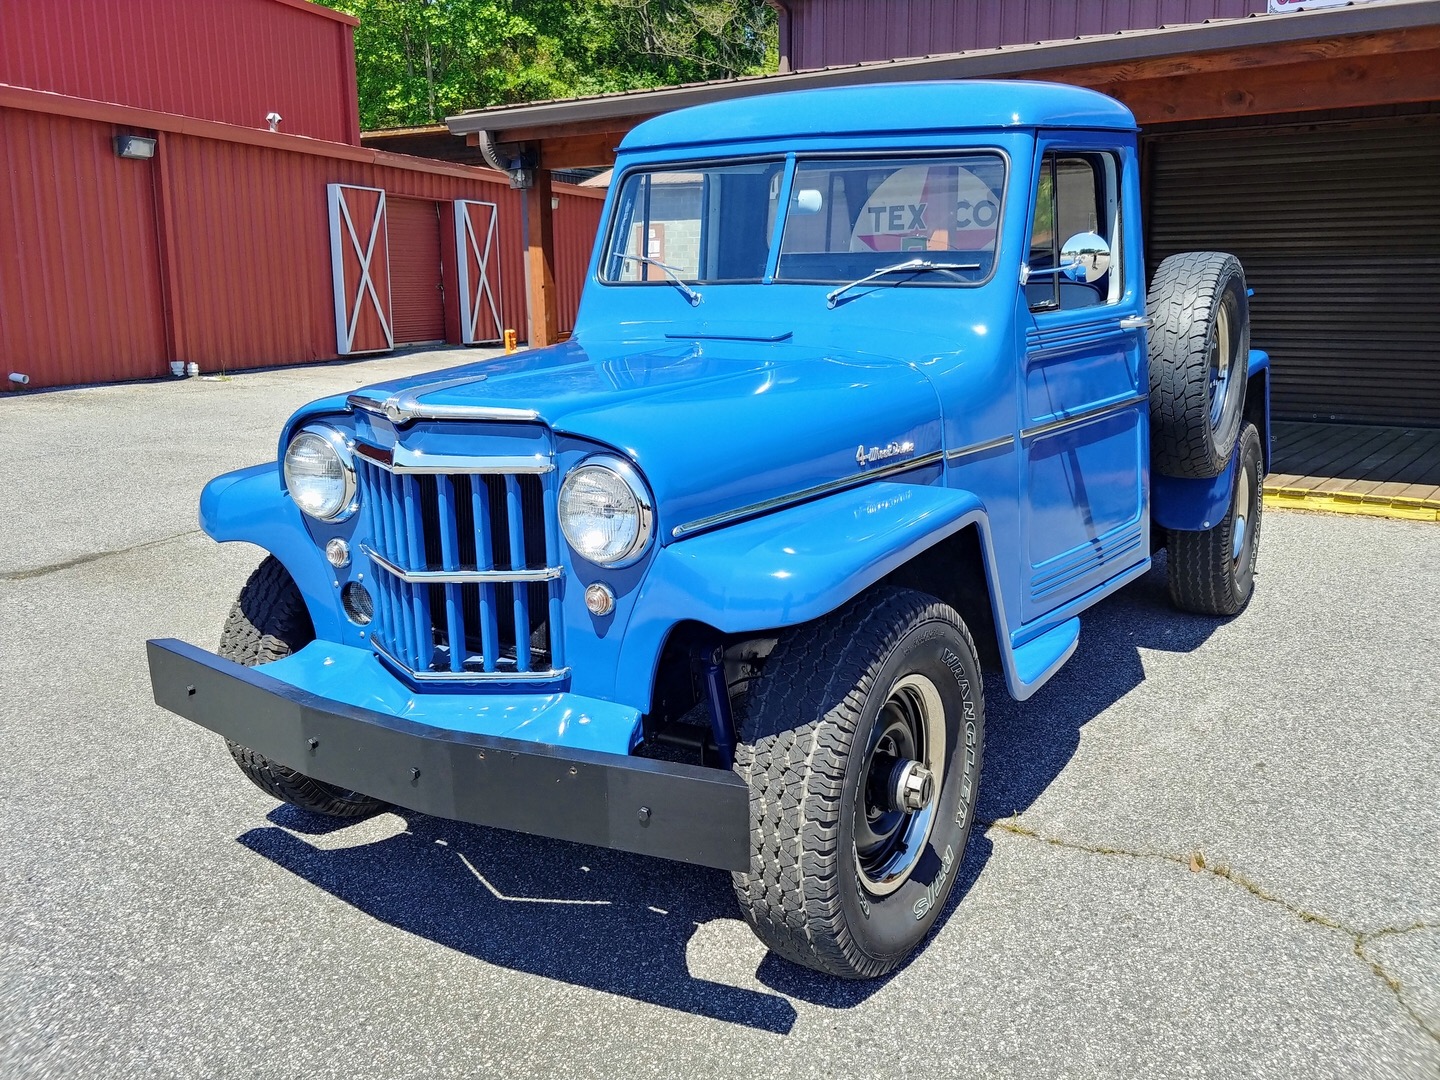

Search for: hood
xmin=348 ymin=338 xmax=944 ymax=541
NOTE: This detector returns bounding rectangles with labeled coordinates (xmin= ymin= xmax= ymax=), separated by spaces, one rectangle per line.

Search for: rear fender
xmin=617 ymin=481 xmax=1031 ymax=705
xmin=1153 ymin=348 xmax=1270 ymax=532
xmin=200 ymin=464 xmax=346 ymax=638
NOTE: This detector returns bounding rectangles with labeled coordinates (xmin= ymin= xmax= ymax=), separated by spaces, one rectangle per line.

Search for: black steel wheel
xmin=732 ymin=587 xmax=985 ymax=979
xmin=219 ymin=557 xmax=384 ymax=819
xmin=1168 ymin=423 xmax=1264 ymax=617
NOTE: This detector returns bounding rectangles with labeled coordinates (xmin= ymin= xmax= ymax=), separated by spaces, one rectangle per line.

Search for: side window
xmin=1026 ymin=152 xmax=1121 ymax=313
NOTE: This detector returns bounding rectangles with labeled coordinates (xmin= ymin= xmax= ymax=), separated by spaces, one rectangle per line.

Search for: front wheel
xmin=219 ymin=557 xmax=384 ymax=819
xmin=732 ymin=587 xmax=985 ymax=979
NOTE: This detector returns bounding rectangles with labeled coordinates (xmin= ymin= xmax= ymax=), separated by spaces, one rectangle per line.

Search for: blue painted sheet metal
xmin=258 ymin=642 xmax=641 ymax=755
xmin=200 ymin=463 xmax=350 ymax=642
xmin=619 ymin=81 xmax=1137 ymax=154
xmin=1152 ymin=348 xmax=1271 ymax=531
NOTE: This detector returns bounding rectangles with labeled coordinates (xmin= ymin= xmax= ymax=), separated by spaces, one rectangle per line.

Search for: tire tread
xmin=732 ymin=587 xmax=981 ymax=979
xmin=218 ymin=557 xmax=382 ymax=819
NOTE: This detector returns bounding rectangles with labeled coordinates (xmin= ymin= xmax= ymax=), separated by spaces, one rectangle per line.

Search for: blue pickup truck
xmin=149 ymin=81 xmax=1268 ymax=979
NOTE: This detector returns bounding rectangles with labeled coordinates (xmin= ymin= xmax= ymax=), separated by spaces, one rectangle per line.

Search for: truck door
xmin=1018 ymin=139 xmax=1149 ymax=624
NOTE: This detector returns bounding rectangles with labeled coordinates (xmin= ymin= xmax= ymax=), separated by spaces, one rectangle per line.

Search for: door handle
xmin=1118 ymin=315 xmax=1152 ymax=330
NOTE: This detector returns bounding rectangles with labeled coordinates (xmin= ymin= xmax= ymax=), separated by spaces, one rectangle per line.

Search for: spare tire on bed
xmin=1146 ymin=251 xmax=1250 ymax=479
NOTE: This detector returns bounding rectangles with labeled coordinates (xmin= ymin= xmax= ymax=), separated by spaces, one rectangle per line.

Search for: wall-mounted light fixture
xmin=266 ymin=112 xmax=282 ymax=132
xmin=113 ymin=134 xmax=157 ymax=160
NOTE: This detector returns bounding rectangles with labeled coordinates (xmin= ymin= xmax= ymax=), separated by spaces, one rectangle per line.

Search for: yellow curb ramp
xmin=1263 ymin=485 xmax=1440 ymax=523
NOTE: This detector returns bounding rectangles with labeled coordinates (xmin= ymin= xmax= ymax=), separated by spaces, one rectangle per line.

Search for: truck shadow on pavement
xmin=237 ymin=558 xmax=1225 ymax=1030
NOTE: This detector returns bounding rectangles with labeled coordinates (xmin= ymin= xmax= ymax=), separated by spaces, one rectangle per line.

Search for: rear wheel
xmin=219 ymin=557 xmax=383 ymax=819
xmin=732 ymin=587 xmax=985 ymax=979
xmin=1168 ymin=423 xmax=1264 ymax=616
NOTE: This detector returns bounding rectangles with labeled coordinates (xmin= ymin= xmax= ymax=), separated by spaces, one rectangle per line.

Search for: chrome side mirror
xmin=1059 ymin=231 xmax=1111 ymax=283
xmin=1019 ymin=231 xmax=1112 ymax=285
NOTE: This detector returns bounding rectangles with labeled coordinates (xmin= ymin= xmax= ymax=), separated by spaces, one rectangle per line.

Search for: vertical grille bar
xmin=357 ymin=463 xmax=394 ymax=650
xmin=353 ymin=440 xmax=565 ymax=682
xmin=435 ymin=476 xmax=466 ymax=673
xmin=541 ymin=471 xmax=565 ymax=670
xmin=402 ymin=475 xmax=432 ymax=670
xmin=470 ymin=475 xmax=500 ymax=673
xmin=504 ymin=475 xmax=531 ymax=670
xmin=381 ymin=468 xmax=409 ymax=664
xmin=380 ymin=469 xmax=405 ymax=568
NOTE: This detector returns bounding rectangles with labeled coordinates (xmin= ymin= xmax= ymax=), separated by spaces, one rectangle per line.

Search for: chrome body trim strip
xmin=372 ymin=636 xmax=570 ymax=684
xmin=363 ymin=546 xmax=562 ymax=584
xmin=355 ymin=442 xmax=554 ymax=475
xmin=1020 ymin=393 xmax=1147 ymax=443
xmin=671 ymin=450 xmax=944 ymax=539
xmin=945 ymin=433 xmax=1016 ymax=463
xmin=348 ymin=375 xmax=540 ymax=425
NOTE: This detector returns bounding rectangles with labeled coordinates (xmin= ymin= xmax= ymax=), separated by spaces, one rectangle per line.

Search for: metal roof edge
xmin=445 ymin=0 xmax=1440 ymax=137
xmin=0 ymin=81 xmax=511 ymax=184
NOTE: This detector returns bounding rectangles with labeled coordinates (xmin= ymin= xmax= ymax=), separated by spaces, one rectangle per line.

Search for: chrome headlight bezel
xmin=283 ymin=424 xmax=358 ymax=523
xmin=557 ymin=455 xmax=654 ymax=568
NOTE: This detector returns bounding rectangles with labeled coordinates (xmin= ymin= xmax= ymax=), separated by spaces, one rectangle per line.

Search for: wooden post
xmin=525 ymin=168 xmax=559 ymax=347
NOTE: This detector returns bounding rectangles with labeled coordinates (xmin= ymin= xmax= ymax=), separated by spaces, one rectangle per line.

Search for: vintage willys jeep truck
xmin=148 ymin=81 xmax=1269 ymax=979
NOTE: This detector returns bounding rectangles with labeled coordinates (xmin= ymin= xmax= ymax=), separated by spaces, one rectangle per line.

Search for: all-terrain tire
xmin=219 ymin=557 xmax=384 ymax=819
xmin=1168 ymin=423 xmax=1264 ymax=616
xmin=732 ymin=587 xmax=985 ymax=979
xmin=1147 ymin=251 xmax=1250 ymax=479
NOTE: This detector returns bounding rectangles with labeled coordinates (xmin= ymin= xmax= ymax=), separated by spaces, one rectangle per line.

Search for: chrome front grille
xmin=355 ymin=450 xmax=566 ymax=682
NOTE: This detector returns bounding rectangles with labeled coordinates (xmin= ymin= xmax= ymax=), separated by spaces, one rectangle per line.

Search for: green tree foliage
xmin=315 ymin=0 xmax=777 ymax=130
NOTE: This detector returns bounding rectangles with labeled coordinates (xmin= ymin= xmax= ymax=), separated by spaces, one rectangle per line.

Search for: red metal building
xmin=773 ymin=0 xmax=1267 ymax=71
xmin=0 ymin=0 xmax=603 ymax=389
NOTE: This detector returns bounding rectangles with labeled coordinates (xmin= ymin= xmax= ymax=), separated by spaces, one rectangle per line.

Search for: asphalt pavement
xmin=2 ymin=354 xmax=1437 ymax=1079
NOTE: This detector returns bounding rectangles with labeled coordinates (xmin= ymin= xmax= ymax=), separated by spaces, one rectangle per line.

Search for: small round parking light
xmin=584 ymin=582 xmax=616 ymax=617
xmin=325 ymin=538 xmax=351 ymax=568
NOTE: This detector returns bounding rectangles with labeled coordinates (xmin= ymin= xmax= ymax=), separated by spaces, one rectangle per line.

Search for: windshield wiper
xmin=614 ymin=253 xmax=703 ymax=307
xmin=825 ymin=258 xmax=982 ymax=309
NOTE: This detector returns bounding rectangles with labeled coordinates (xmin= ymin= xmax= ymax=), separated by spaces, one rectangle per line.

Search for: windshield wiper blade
xmin=614 ymin=253 xmax=703 ymax=307
xmin=825 ymin=258 xmax=982 ymax=309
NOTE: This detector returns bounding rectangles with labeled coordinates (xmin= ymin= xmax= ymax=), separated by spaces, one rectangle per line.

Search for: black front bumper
xmin=146 ymin=639 xmax=750 ymax=871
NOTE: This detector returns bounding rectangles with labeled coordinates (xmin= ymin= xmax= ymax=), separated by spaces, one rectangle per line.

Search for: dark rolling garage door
xmin=1146 ymin=118 xmax=1440 ymax=426
xmin=387 ymin=197 xmax=445 ymax=345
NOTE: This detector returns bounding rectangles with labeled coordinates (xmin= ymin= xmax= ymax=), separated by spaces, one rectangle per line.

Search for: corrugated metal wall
xmin=556 ymin=194 xmax=606 ymax=337
xmin=1147 ymin=117 xmax=1440 ymax=425
xmin=786 ymin=0 xmax=1266 ymax=69
xmin=0 ymin=97 xmax=607 ymax=387
xmin=0 ymin=108 xmax=168 ymax=385
xmin=0 ymin=0 xmax=361 ymax=144
xmin=387 ymin=197 xmax=447 ymax=345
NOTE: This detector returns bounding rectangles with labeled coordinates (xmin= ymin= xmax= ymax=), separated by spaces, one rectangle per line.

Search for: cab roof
xmin=619 ymin=80 xmax=1137 ymax=154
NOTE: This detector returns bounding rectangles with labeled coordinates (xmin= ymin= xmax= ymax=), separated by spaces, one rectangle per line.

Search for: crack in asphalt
xmin=983 ymin=815 xmax=1439 ymax=1044
xmin=0 ymin=529 xmax=203 ymax=582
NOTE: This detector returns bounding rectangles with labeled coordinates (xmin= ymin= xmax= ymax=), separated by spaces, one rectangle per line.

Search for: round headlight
xmin=283 ymin=425 xmax=356 ymax=522
xmin=558 ymin=457 xmax=653 ymax=567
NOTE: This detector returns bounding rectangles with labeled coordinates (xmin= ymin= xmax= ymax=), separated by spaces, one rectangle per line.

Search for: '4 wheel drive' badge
xmin=856 ymin=439 xmax=915 ymax=467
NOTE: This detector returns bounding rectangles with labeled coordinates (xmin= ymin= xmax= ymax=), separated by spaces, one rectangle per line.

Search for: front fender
xmin=200 ymin=464 xmax=345 ymax=638
xmin=616 ymin=481 xmax=987 ymax=701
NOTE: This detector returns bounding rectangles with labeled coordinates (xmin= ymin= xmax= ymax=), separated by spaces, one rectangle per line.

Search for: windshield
xmin=778 ymin=155 xmax=1005 ymax=285
xmin=599 ymin=153 xmax=1006 ymax=291
xmin=600 ymin=160 xmax=785 ymax=285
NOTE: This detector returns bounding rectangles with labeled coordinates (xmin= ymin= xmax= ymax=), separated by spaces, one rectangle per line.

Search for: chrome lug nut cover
xmin=890 ymin=760 xmax=934 ymax=813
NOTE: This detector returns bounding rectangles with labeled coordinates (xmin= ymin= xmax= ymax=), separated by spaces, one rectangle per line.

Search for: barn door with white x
xmin=455 ymin=199 xmax=503 ymax=345
xmin=328 ymin=184 xmax=394 ymax=355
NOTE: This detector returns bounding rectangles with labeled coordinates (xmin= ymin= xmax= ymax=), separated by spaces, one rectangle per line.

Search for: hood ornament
xmin=857 ymin=439 xmax=915 ymax=467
